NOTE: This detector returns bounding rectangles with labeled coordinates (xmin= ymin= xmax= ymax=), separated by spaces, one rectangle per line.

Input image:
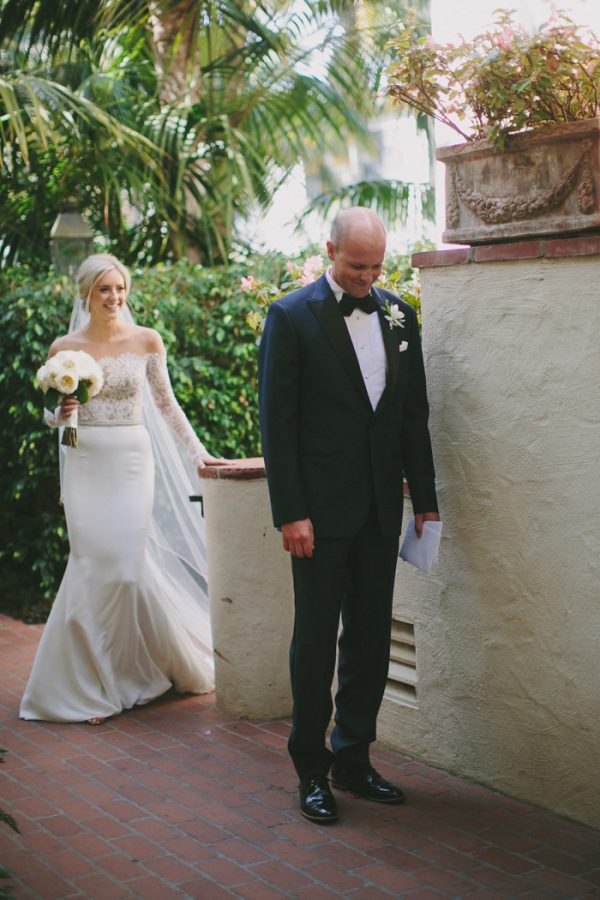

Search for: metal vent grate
xmin=386 ymin=618 xmax=417 ymax=707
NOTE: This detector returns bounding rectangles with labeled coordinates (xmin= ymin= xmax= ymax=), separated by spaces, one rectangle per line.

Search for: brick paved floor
xmin=2 ymin=614 xmax=600 ymax=899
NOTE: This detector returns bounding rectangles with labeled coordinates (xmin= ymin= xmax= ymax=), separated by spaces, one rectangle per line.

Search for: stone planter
xmin=437 ymin=118 xmax=600 ymax=245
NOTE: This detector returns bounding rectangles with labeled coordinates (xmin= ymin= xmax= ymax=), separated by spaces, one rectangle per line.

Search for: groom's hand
xmin=415 ymin=511 xmax=440 ymax=538
xmin=281 ymin=518 xmax=314 ymax=558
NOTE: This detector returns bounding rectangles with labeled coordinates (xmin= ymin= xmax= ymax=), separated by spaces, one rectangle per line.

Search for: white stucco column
xmin=199 ymin=459 xmax=294 ymax=720
xmin=378 ymin=235 xmax=600 ymax=830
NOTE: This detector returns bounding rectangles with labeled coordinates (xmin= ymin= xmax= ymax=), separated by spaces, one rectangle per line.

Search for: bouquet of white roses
xmin=36 ymin=350 xmax=104 ymax=447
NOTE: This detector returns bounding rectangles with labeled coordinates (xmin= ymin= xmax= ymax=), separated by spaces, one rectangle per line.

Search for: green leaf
xmin=42 ymin=387 xmax=60 ymax=412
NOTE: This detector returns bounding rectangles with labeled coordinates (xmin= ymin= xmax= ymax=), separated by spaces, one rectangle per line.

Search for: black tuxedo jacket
xmin=258 ymin=274 xmax=438 ymax=538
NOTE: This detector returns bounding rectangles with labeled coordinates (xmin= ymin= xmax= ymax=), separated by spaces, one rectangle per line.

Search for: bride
xmin=20 ymin=253 xmax=224 ymax=724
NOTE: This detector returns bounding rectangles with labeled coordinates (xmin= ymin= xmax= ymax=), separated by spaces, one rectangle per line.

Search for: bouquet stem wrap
xmin=61 ymin=406 xmax=78 ymax=448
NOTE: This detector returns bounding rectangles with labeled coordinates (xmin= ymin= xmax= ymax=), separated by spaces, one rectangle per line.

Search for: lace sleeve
xmin=44 ymin=406 xmax=67 ymax=428
xmin=146 ymin=353 xmax=208 ymax=466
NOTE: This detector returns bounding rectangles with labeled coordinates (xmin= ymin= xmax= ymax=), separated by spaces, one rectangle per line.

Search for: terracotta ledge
xmin=199 ymin=459 xmax=412 ymax=501
xmin=412 ymin=233 xmax=600 ymax=268
xmin=199 ymin=457 xmax=266 ymax=480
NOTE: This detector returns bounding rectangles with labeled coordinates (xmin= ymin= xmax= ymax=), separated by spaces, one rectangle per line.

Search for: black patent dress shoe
xmin=299 ymin=775 xmax=338 ymax=823
xmin=331 ymin=763 xmax=406 ymax=804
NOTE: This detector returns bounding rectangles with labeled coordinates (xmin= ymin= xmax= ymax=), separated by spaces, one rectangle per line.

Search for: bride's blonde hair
xmin=77 ymin=254 xmax=131 ymax=312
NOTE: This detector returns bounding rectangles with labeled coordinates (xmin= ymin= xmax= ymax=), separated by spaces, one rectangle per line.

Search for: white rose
xmin=56 ymin=372 xmax=79 ymax=394
xmin=36 ymin=362 xmax=51 ymax=391
xmin=85 ymin=371 xmax=103 ymax=398
xmin=37 ymin=358 xmax=61 ymax=390
xmin=53 ymin=350 xmax=79 ymax=371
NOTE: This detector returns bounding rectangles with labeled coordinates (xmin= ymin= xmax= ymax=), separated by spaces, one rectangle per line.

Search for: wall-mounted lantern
xmin=50 ymin=198 xmax=94 ymax=276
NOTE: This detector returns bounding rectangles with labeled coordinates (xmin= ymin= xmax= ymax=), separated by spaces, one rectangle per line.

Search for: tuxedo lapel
xmin=308 ymin=278 xmax=372 ymax=408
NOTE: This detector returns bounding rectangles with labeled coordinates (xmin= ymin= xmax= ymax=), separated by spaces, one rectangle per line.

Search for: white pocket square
xmin=399 ymin=341 xmax=408 ymax=352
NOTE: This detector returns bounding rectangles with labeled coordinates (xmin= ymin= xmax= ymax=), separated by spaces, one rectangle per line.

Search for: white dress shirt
xmin=326 ymin=270 xmax=387 ymax=410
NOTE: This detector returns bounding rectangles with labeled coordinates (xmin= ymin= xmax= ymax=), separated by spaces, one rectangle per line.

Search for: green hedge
xmin=0 ymin=253 xmax=419 ymax=622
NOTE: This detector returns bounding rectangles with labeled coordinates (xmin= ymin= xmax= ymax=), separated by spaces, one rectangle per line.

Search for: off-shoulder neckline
xmin=92 ymin=351 xmax=165 ymax=364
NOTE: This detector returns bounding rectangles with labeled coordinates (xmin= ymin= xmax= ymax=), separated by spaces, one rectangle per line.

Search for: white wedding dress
xmin=20 ymin=352 xmax=214 ymax=723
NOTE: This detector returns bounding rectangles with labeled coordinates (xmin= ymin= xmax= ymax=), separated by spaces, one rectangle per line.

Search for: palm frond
xmin=300 ymin=178 xmax=435 ymax=226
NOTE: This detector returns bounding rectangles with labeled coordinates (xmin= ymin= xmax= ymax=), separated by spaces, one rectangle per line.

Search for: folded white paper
xmin=399 ymin=518 xmax=443 ymax=574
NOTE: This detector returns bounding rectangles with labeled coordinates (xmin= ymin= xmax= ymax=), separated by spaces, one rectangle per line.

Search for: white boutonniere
xmin=383 ymin=300 xmax=405 ymax=330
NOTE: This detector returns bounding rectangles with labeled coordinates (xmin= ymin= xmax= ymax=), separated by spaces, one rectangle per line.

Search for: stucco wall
xmin=379 ymin=251 xmax=600 ymax=828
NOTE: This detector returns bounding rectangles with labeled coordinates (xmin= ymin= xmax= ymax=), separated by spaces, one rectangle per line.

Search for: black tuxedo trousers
xmin=289 ymin=502 xmax=399 ymax=777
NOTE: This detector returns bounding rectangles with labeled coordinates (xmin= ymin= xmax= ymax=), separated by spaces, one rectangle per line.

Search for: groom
xmin=258 ymin=207 xmax=439 ymax=823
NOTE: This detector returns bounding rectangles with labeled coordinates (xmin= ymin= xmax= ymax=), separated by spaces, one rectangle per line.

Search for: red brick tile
xmin=113 ymin=875 xmax=182 ymax=899
xmin=205 ymin=838 xmax=265 ymax=866
xmin=20 ymin=829 xmax=66 ymax=856
xmin=474 ymin=825 xmax=539 ymax=854
xmin=251 ymin=787 xmax=296 ymax=810
xmin=53 ymin=797 xmax=99 ymax=820
xmin=346 ymin=889 xmax=397 ymax=899
xmin=75 ymin=783 xmax=120 ymax=805
xmin=131 ymin=816 xmax=182 ymax=843
xmin=98 ymin=799 xmax=145 ymax=822
xmin=64 ymin=832 xmax=113 ymax=859
xmin=526 ymin=847 xmax=599 ymax=876
xmin=110 ymin=834 xmax=161 ymax=861
xmin=522 ymin=867 xmax=599 ymax=896
xmin=44 ymin=849 xmax=97 ymax=878
xmin=474 ymin=240 xmax=543 ymax=262
xmin=460 ymin=892 xmax=509 ymax=899
xmin=195 ymin=800 xmax=250 ymax=825
xmin=228 ymin=819 xmax=284 ymax=846
xmin=262 ymin=838 xmax=323 ymax=867
xmin=84 ymin=815 xmax=132 ymax=839
xmin=305 ymin=860 xmax=365 ymax=891
xmin=415 ymin=842 xmax=480 ymax=873
xmin=234 ymin=882 xmax=288 ymax=899
xmin=294 ymin=887 xmax=341 ymax=899
xmin=355 ymin=863 xmax=421 ymax=891
xmin=3 ymin=847 xmax=47 ymax=878
xmin=95 ymin=852 xmax=145 ymax=881
xmin=469 ymin=864 xmax=536 ymax=893
xmin=251 ymin=860 xmax=315 ymax=890
xmin=426 ymin=826 xmax=491 ymax=853
xmin=196 ymin=857 xmax=256 ymax=887
xmin=17 ymin=868 xmax=78 ymax=899
xmin=314 ymin=840 xmax=371 ymax=869
xmin=144 ymin=853 xmax=199 ymax=883
xmin=37 ymin=814 xmax=86 ymax=837
xmin=179 ymin=817 xmax=229 ymax=844
xmin=473 ymin=846 xmax=541 ymax=875
xmin=322 ymin=827 xmax=388 ymax=852
xmin=370 ymin=844 xmax=427 ymax=871
xmin=412 ymin=248 xmax=472 ymax=268
xmin=371 ymin=823 xmax=431 ymax=850
xmin=544 ymin=235 xmax=600 ymax=258
xmin=178 ymin=876 xmax=236 ymax=898
xmin=160 ymin=834 xmax=217 ymax=863
xmin=411 ymin=865 xmax=479 ymax=895
xmin=242 ymin=802 xmax=292 ymax=828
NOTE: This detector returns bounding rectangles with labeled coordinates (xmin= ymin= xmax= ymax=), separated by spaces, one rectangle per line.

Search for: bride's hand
xmin=196 ymin=451 xmax=229 ymax=475
xmin=60 ymin=395 xmax=79 ymax=419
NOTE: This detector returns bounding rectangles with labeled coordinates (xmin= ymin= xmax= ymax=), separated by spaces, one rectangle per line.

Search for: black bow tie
xmin=339 ymin=293 xmax=380 ymax=316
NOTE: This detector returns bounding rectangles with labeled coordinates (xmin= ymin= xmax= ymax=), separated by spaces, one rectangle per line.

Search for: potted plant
xmin=386 ymin=9 xmax=600 ymax=244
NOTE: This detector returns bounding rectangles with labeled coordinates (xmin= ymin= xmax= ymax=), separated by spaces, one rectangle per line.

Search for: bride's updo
xmin=77 ymin=254 xmax=131 ymax=312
